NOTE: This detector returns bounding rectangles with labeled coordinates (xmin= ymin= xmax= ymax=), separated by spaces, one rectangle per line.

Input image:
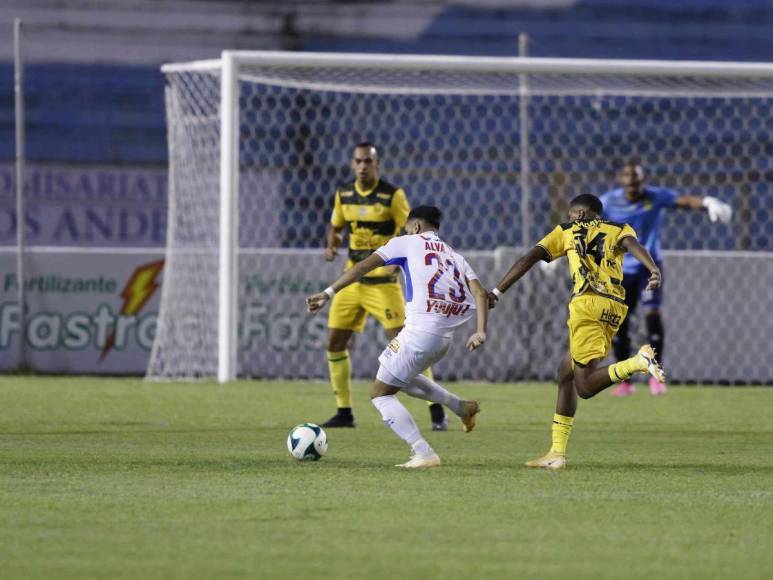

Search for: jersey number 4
xmin=425 ymin=253 xmax=466 ymax=303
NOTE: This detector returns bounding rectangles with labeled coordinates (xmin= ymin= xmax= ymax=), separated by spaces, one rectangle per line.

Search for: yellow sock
xmin=550 ymin=414 xmax=574 ymax=455
xmin=608 ymin=355 xmax=644 ymax=383
xmin=422 ymin=367 xmax=435 ymax=407
xmin=327 ymin=350 xmax=351 ymax=408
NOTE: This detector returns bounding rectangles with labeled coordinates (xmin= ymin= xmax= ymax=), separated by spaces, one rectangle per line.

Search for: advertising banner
xmin=0 ymin=163 xmax=167 ymax=247
xmin=0 ymin=248 xmax=164 ymax=374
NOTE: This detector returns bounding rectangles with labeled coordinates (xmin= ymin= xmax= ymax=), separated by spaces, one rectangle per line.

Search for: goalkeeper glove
xmin=702 ymin=196 xmax=732 ymax=223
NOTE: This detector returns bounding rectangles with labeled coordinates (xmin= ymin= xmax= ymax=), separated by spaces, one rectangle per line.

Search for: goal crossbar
xmin=162 ymin=51 xmax=773 ymax=79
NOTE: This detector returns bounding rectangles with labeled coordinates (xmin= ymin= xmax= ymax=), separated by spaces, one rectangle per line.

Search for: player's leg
xmin=422 ymin=367 xmax=449 ymax=431
xmin=565 ymin=294 xmax=664 ymax=399
xmin=401 ymin=374 xmax=480 ymax=432
xmin=610 ymin=271 xmax=642 ymax=397
xmin=642 ymin=264 xmax=666 ymax=395
xmin=525 ymin=351 xmax=574 ymax=469
xmin=385 ymin=326 xmax=447 ymax=430
xmin=574 ymin=342 xmax=665 ymax=400
xmin=323 ymin=285 xmax=368 ymax=428
xmin=570 ymin=294 xmax=664 ymax=400
xmin=364 ymin=282 xmax=447 ymax=430
xmin=370 ymin=377 xmax=440 ymax=469
xmin=324 ymin=328 xmax=355 ymax=427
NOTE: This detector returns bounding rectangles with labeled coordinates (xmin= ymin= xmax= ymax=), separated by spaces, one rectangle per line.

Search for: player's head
xmin=351 ymin=141 xmax=380 ymax=186
xmin=618 ymin=160 xmax=645 ymax=198
xmin=406 ymin=206 xmax=442 ymax=234
xmin=568 ymin=194 xmax=603 ymax=221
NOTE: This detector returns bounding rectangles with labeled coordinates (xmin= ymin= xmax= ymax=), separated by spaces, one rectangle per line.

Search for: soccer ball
xmin=287 ymin=423 xmax=328 ymax=461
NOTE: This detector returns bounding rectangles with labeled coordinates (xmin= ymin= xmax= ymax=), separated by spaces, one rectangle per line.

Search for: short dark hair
xmin=570 ymin=194 xmax=603 ymax=216
xmin=622 ymin=158 xmax=642 ymax=169
xmin=408 ymin=205 xmax=442 ymax=229
xmin=354 ymin=141 xmax=378 ymax=157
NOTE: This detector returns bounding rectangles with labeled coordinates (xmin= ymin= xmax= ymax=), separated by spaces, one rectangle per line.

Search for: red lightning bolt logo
xmin=100 ymin=259 xmax=165 ymax=361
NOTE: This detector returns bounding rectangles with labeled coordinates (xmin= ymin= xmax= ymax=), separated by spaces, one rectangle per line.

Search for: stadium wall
xmin=1 ymin=248 xmax=769 ymax=383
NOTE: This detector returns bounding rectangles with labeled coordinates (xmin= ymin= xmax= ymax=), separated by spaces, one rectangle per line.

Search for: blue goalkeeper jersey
xmin=599 ymin=185 xmax=678 ymax=274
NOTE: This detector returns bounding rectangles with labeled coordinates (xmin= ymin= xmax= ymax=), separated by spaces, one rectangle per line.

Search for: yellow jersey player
xmin=322 ymin=142 xmax=445 ymax=429
xmin=489 ymin=194 xmax=666 ymax=469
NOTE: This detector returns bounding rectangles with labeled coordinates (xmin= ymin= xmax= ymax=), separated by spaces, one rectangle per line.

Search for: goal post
xmin=219 ymin=51 xmax=239 ymax=383
xmin=150 ymin=51 xmax=773 ymax=384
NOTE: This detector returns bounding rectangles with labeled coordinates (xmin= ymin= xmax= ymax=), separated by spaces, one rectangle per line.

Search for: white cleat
xmin=395 ymin=453 xmax=441 ymax=469
xmin=638 ymin=344 xmax=666 ymax=384
xmin=524 ymin=451 xmax=566 ymax=470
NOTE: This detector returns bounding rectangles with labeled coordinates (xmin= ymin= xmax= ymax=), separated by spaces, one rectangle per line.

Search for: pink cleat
xmin=649 ymin=377 xmax=667 ymax=396
xmin=610 ymin=382 xmax=636 ymax=397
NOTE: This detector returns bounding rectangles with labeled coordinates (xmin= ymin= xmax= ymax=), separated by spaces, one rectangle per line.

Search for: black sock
xmin=337 ymin=407 xmax=353 ymax=418
xmin=429 ymin=403 xmax=445 ymax=423
xmin=645 ymin=312 xmax=665 ymax=364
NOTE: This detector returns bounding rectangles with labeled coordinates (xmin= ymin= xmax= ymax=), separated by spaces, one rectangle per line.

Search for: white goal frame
xmin=160 ymin=51 xmax=773 ymax=383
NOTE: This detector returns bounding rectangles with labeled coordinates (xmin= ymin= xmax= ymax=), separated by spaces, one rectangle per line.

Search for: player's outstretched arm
xmin=324 ymin=225 xmax=344 ymax=261
xmin=676 ymin=195 xmax=732 ymax=224
xmin=620 ymin=236 xmax=661 ymax=291
xmin=466 ymin=278 xmax=488 ymax=352
xmin=306 ymin=253 xmax=385 ymax=314
xmin=488 ymin=246 xmax=548 ymax=308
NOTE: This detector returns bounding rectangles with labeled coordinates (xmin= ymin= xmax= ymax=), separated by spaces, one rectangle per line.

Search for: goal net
xmin=149 ymin=52 xmax=773 ymax=384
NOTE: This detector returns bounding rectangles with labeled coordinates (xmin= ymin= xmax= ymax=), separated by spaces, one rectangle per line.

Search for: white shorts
xmin=376 ymin=327 xmax=452 ymax=388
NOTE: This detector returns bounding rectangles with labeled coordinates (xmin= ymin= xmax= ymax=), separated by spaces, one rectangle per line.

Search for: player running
xmin=322 ymin=142 xmax=447 ymax=430
xmin=489 ymin=194 xmax=665 ymax=470
xmin=601 ymin=160 xmax=732 ymax=396
xmin=307 ymin=206 xmax=487 ymax=469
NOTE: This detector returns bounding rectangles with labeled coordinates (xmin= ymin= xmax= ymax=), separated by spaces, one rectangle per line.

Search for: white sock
xmin=371 ymin=395 xmax=433 ymax=456
xmin=402 ymin=374 xmax=463 ymax=417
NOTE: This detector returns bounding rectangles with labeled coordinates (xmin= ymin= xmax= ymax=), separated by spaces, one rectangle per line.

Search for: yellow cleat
xmin=638 ymin=344 xmax=666 ymax=384
xmin=524 ymin=451 xmax=566 ymax=470
xmin=460 ymin=400 xmax=480 ymax=433
xmin=395 ymin=453 xmax=441 ymax=469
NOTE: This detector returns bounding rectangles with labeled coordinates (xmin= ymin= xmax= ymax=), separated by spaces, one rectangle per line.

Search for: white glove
xmin=702 ymin=196 xmax=732 ymax=224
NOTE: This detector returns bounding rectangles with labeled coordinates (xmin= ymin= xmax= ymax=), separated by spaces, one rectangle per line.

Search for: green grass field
xmin=1 ymin=377 xmax=772 ymax=579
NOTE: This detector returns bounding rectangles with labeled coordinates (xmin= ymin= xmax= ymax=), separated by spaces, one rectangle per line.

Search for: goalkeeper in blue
xmin=600 ymin=161 xmax=732 ymax=397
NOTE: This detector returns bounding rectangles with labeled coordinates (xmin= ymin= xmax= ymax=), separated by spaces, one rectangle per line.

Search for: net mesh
xmin=149 ymin=58 xmax=773 ymax=384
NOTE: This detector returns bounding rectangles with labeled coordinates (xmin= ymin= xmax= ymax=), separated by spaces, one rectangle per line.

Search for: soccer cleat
xmin=396 ymin=452 xmax=441 ymax=469
xmin=432 ymin=416 xmax=449 ymax=431
xmin=610 ymin=381 xmax=636 ymax=397
xmin=460 ymin=400 xmax=480 ymax=433
xmin=321 ymin=413 xmax=356 ymax=428
xmin=524 ymin=451 xmax=566 ymax=470
xmin=649 ymin=377 xmax=667 ymax=396
xmin=637 ymin=344 xmax=666 ymax=384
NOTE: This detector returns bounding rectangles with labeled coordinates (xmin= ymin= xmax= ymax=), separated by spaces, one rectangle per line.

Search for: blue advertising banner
xmin=0 ymin=163 xmax=167 ymax=247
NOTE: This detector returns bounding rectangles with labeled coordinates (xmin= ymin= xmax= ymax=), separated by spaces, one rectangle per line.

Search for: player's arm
xmin=675 ymin=195 xmax=732 ymax=224
xmin=325 ymin=190 xmax=347 ymax=261
xmin=465 ymin=278 xmax=488 ymax=352
xmin=306 ymin=253 xmax=386 ymax=314
xmin=324 ymin=225 xmax=344 ymax=261
xmin=487 ymin=246 xmax=548 ymax=308
xmin=391 ymin=188 xmax=410 ymax=233
xmin=619 ymin=236 xmax=661 ymax=291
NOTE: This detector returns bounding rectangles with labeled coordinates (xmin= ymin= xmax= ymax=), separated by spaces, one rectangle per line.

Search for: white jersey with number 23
xmin=375 ymin=231 xmax=478 ymax=338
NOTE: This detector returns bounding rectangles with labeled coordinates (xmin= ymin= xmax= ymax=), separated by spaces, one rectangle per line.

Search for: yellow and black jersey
xmin=537 ymin=219 xmax=637 ymax=303
xmin=330 ymin=178 xmax=410 ymax=281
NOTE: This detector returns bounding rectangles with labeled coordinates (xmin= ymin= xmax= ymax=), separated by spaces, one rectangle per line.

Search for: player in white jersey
xmin=306 ymin=206 xmax=488 ymax=468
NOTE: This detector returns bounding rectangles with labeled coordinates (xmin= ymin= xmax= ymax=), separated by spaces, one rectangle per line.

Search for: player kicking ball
xmin=489 ymin=194 xmax=666 ymax=470
xmin=307 ymin=206 xmax=487 ymax=468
